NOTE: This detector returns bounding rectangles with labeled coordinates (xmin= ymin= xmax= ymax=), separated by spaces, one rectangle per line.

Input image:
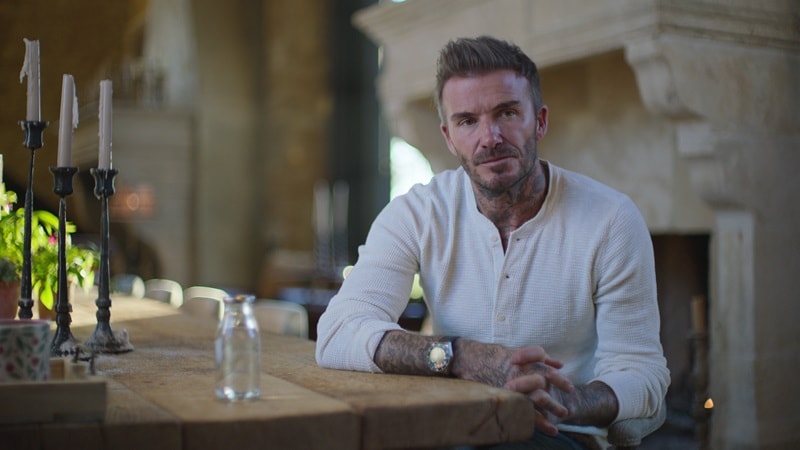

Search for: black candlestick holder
xmin=85 ymin=168 xmax=133 ymax=354
xmin=49 ymin=166 xmax=80 ymax=356
xmin=17 ymin=120 xmax=48 ymax=320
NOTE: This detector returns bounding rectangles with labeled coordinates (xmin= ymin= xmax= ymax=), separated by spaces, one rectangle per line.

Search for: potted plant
xmin=0 ymin=257 xmax=20 ymax=319
xmin=0 ymin=184 xmax=19 ymax=319
xmin=0 ymin=185 xmax=98 ymax=319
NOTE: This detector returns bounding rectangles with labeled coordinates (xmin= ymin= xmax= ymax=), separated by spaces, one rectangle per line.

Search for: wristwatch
xmin=427 ymin=336 xmax=457 ymax=376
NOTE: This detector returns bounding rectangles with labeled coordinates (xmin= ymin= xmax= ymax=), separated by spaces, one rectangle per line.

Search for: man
xmin=316 ymin=36 xmax=669 ymax=449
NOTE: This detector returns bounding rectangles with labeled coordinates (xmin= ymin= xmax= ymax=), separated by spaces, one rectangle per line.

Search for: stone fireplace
xmin=353 ymin=1 xmax=800 ymax=448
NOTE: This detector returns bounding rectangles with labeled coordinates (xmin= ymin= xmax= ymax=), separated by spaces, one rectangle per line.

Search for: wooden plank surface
xmin=261 ymin=335 xmax=535 ymax=449
xmin=2 ymin=294 xmax=535 ymax=450
xmin=70 ymin=298 xmax=359 ymax=450
xmin=0 ymin=378 xmax=182 ymax=450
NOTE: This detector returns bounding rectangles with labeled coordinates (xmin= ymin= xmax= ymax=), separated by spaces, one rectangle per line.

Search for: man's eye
xmin=502 ymin=109 xmax=517 ymax=117
xmin=458 ymin=118 xmax=476 ymax=126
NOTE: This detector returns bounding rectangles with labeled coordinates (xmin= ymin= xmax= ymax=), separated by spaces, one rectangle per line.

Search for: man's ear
xmin=441 ymin=123 xmax=458 ymax=156
xmin=536 ymin=105 xmax=549 ymax=141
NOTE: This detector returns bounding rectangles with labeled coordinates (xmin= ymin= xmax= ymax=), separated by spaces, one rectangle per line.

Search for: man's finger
xmin=510 ymin=347 xmax=564 ymax=369
xmin=530 ymin=389 xmax=569 ymax=419
xmin=504 ymin=373 xmax=548 ymax=392
xmin=545 ymin=370 xmax=575 ymax=394
xmin=534 ymin=410 xmax=559 ymax=437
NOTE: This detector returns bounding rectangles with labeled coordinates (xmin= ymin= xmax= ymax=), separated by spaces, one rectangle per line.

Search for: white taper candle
xmin=20 ymin=39 xmax=41 ymax=121
xmin=98 ymin=80 xmax=113 ymax=170
xmin=57 ymin=74 xmax=77 ymax=167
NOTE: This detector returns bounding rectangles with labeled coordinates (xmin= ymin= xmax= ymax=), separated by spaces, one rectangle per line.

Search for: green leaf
xmin=36 ymin=281 xmax=55 ymax=310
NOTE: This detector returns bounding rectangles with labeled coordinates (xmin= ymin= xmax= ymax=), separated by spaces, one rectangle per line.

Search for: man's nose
xmin=479 ymin=120 xmax=502 ymax=148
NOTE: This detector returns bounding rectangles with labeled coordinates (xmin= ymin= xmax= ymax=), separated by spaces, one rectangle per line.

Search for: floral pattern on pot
xmin=0 ymin=319 xmax=50 ymax=382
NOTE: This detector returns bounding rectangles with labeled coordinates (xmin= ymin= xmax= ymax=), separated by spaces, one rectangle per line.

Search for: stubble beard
xmin=460 ymin=136 xmax=539 ymax=201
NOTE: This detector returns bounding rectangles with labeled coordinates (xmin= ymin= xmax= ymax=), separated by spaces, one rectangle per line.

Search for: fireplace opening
xmin=651 ymin=233 xmax=710 ymax=448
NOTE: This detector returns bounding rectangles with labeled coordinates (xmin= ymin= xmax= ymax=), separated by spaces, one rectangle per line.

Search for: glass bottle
xmin=215 ymin=294 xmax=261 ymax=401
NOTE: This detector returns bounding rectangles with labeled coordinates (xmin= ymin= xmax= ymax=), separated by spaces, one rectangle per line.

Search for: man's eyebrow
xmin=449 ymin=100 xmax=523 ymax=122
xmin=494 ymin=100 xmax=522 ymax=110
xmin=449 ymin=111 xmax=474 ymax=122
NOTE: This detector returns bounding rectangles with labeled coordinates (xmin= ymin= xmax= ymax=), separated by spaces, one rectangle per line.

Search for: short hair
xmin=434 ymin=36 xmax=543 ymax=122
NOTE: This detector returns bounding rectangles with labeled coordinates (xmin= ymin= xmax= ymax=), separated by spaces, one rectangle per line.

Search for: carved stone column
xmin=626 ymin=31 xmax=800 ymax=448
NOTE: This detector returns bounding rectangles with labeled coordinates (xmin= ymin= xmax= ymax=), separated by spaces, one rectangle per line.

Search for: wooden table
xmin=0 ymin=295 xmax=535 ymax=450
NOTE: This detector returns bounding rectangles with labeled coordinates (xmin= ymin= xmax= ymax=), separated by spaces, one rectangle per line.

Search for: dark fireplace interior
xmin=652 ymin=233 xmax=710 ymax=445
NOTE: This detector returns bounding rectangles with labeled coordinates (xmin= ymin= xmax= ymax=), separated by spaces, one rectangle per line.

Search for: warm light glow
xmin=390 ymin=137 xmax=434 ymax=200
xmin=342 ymin=265 xmax=354 ymax=279
xmin=109 ymin=184 xmax=155 ymax=220
xmin=704 ymin=398 xmax=714 ymax=409
xmin=410 ymin=273 xmax=424 ymax=299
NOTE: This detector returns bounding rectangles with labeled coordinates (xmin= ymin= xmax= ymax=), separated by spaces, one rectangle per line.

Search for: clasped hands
xmin=501 ymin=346 xmax=574 ymax=437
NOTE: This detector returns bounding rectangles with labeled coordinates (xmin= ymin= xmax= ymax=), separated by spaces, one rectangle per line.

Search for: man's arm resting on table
xmin=374 ymin=330 xmax=576 ymax=435
xmin=373 ymin=330 xmax=563 ymax=385
xmin=373 ymin=330 xmax=517 ymax=381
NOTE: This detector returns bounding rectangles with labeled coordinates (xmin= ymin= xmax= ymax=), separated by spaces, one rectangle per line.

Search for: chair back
xmin=144 ymin=278 xmax=184 ymax=308
xmin=251 ymin=299 xmax=309 ymax=339
xmin=111 ymin=273 xmax=146 ymax=298
xmin=181 ymin=286 xmax=229 ymax=320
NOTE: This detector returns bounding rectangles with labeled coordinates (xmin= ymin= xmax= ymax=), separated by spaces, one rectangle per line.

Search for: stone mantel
xmin=354 ymin=0 xmax=798 ymax=129
xmin=625 ymin=32 xmax=799 ymax=209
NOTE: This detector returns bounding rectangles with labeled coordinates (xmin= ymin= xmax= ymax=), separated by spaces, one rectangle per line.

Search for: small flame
xmin=704 ymin=398 xmax=714 ymax=409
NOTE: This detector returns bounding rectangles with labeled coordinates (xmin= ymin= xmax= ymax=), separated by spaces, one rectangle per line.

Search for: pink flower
xmin=48 ymin=235 xmax=57 ymax=245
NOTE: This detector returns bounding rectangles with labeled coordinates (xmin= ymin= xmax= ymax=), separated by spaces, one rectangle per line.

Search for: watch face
xmin=429 ymin=346 xmax=448 ymax=370
xmin=428 ymin=341 xmax=453 ymax=373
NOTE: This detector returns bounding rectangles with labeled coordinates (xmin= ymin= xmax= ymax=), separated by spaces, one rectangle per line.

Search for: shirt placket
xmin=490 ymin=232 xmax=517 ymax=342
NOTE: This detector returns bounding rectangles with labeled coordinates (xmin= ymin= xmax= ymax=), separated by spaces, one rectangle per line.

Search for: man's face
xmin=440 ymin=70 xmax=548 ymax=196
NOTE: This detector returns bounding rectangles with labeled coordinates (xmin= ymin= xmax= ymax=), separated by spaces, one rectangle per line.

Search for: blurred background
xmin=1 ymin=1 xmax=798 ymax=448
xmin=0 ymin=0 xmax=389 ymax=294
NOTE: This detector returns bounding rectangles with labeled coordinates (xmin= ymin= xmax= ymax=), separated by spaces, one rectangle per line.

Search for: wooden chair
xmin=111 ymin=273 xmax=145 ymax=299
xmin=251 ymin=299 xmax=309 ymax=339
xmin=181 ymin=286 xmax=229 ymax=320
xmin=143 ymin=278 xmax=184 ymax=308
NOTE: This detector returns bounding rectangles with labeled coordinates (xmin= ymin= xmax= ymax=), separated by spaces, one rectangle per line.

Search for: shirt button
xmin=497 ymin=314 xmax=506 ymax=322
xmin=491 ymin=235 xmax=498 ymax=242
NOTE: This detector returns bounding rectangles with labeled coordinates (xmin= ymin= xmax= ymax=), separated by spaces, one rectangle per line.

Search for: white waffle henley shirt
xmin=315 ymin=162 xmax=669 ymax=428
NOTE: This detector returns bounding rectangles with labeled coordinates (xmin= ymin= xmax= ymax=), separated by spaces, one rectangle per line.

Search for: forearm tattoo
xmin=374 ymin=332 xmax=513 ymax=386
xmin=373 ymin=331 xmax=431 ymax=375
xmin=561 ymin=381 xmax=619 ymax=426
xmin=450 ymin=339 xmax=512 ymax=387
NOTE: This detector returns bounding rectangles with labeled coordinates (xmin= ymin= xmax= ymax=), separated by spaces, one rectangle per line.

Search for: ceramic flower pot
xmin=0 ymin=280 xmax=20 ymax=319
